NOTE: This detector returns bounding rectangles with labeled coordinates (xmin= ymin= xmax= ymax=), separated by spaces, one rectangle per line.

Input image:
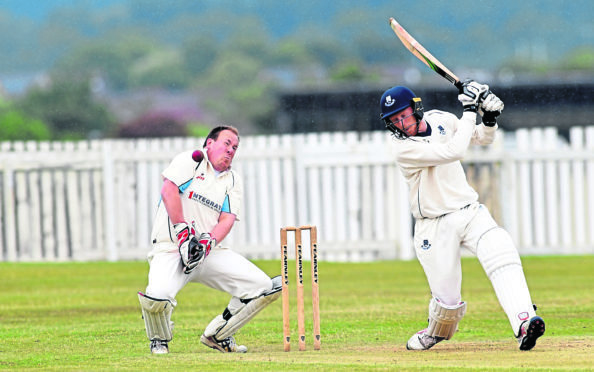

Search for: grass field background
xmin=1 ymin=255 xmax=592 ymax=371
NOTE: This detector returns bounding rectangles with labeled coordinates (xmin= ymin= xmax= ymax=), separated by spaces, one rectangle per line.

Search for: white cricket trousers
xmin=145 ymin=243 xmax=272 ymax=307
xmin=413 ymin=202 xmax=497 ymax=305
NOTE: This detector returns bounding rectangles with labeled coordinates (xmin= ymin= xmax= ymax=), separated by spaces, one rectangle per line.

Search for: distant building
xmin=275 ymin=82 xmax=594 ymax=135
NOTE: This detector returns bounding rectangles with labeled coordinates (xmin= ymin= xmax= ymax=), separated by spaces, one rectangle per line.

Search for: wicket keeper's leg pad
xmin=138 ymin=292 xmax=175 ymax=341
xmin=204 ymin=276 xmax=282 ymax=340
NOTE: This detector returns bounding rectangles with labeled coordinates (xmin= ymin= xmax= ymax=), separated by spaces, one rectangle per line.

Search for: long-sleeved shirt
xmin=395 ymin=110 xmax=497 ymax=219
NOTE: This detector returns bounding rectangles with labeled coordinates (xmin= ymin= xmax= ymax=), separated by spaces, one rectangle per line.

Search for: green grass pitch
xmin=1 ymin=255 xmax=592 ymax=371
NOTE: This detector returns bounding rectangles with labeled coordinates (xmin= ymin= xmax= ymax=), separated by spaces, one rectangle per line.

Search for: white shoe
xmin=517 ymin=316 xmax=545 ymax=351
xmin=150 ymin=340 xmax=169 ymax=354
xmin=200 ymin=334 xmax=247 ymax=353
xmin=406 ymin=329 xmax=444 ymax=350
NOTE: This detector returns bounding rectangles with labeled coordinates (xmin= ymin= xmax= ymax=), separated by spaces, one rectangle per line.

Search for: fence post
xmin=500 ymin=131 xmax=518 ymax=247
xmin=295 ymin=134 xmax=308 ymax=226
xmin=586 ymin=127 xmax=594 ymax=247
xmin=2 ymin=162 xmax=17 ymax=261
xmin=516 ymin=129 xmax=534 ymax=249
xmin=570 ymin=127 xmax=586 ymax=250
xmin=136 ymin=139 xmax=149 ymax=256
xmin=103 ymin=140 xmax=117 ymax=261
xmin=544 ymin=128 xmax=559 ymax=248
xmin=397 ymin=171 xmax=414 ymax=260
xmin=529 ymin=129 xmax=546 ymax=249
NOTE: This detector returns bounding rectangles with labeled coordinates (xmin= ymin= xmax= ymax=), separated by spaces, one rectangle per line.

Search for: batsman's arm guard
xmin=138 ymin=291 xmax=175 ymax=341
xmin=204 ymin=276 xmax=282 ymax=340
xmin=426 ymin=297 xmax=466 ymax=340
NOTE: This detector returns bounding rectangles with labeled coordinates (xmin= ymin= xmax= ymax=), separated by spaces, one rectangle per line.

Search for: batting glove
xmin=481 ymin=91 xmax=504 ymax=112
xmin=458 ymin=80 xmax=489 ymax=112
xmin=479 ymin=91 xmax=504 ymax=127
xmin=482 ymin=110 xmax=501 ymax=127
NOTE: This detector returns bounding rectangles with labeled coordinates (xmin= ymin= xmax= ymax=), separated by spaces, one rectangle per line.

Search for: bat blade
xmin=389 ymin=17 xmax=461 ymax=88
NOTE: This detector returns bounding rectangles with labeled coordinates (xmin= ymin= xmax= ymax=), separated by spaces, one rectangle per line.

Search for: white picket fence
xmin=1 ymin=126 xmax=593 ymax=263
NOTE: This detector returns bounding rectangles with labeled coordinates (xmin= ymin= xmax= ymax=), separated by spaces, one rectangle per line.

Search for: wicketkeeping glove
xmin=458 ymin=79 xmax=489 ymax=112
xmin=174 ymin=222 xmax=205 ymax=274
xmin=196 ymin=232 xmax=215 ymax=260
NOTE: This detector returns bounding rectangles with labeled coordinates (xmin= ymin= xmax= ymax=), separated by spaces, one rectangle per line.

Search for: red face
xmin=206 ymin=130 xmax=239 ymax=172
xmin=388 ymin=107 xmax=426 ymax=137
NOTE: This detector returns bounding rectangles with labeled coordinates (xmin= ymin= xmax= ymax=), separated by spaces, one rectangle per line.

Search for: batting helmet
xmin=379 ymin=86 xmax=424 ymax=137
xmin=379 ymin=86 xmax=424 ymax=121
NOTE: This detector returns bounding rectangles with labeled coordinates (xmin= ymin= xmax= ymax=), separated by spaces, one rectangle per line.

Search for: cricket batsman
xmin=379 ymin=81 xmax=545 ymax=350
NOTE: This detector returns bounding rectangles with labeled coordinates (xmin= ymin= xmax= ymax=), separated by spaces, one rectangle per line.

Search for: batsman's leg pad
xmin=426 ymin=297 xmax=466 ymax=340
xmin=138 ymin=291 xmax=174 ymax=341
xmin=476 ymin=227 xmax=522 ymax=278
xmin=477 ymin=228 xmax=536 ymax=333
xmin=204 ymin=276 xmax=282 ymax=340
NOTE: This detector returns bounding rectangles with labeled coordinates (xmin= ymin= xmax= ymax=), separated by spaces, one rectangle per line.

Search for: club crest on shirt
xmin=421 ymin=239 xmax=432 ymax=250
xmin=437 ymin=125 xmax=446 ymax=135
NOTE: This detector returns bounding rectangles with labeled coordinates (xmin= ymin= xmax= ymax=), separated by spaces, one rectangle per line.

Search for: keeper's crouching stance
xmin=138 ymin=126 xmax=283 ymax=354
xmin=138 ymin=259 xmax=281 ymax=354
xmin=380 ymin=82 xmax=545 ymax=351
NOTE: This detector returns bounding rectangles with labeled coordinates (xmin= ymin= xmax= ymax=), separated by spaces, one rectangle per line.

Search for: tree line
xmin=0 ymin=1 xmax=592 ymax=140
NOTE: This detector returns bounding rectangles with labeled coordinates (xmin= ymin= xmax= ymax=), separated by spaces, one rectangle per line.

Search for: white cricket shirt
xmin=150 ymin=149 xmax=243 ymax=249
xmin=395 ymin=110 xmax=497 ymax=219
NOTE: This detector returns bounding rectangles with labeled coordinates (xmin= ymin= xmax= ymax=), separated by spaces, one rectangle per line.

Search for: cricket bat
xmin=389 ymin=17 xmax=462 ymax=89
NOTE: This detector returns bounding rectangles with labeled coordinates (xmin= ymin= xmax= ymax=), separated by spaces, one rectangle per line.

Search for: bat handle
xmin=454 ymin=80 xmax=463 ymax=91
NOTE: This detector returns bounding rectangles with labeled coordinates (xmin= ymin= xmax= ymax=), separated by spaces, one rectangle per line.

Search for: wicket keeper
xmin=137 ymin=125 xmax=281 ymax=354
